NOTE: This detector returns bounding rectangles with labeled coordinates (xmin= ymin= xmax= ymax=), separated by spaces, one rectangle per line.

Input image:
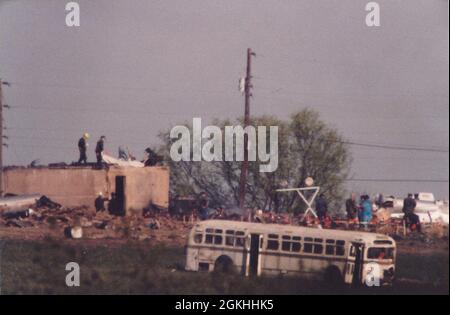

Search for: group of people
xmin=345 ymin=192 xmax=421 ymax=232
xmin=77 ymin=133 xmax=162 ymax=167
xmin=94 ymin=192 xmax=125 ymax=216
xmin=315 ymin=192 xmax=422 ymax=232
xmin=344 ymin=193 xmax=375 ymax=227
xmin=77 ymin=133 xmax=106 ymax=166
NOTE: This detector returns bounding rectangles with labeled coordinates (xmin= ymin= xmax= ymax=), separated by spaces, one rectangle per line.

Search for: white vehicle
xmin=186 ymin=220 xmax=396 ymax=286
xmin=389 ymin=192 xmax=449 ymax=224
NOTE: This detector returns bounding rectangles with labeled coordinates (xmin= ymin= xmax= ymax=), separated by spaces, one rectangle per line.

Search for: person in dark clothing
xmin=108 ymin=192 xmax=118 ymax=215
xmin=345 ymin=193 xmax=358 ymax=220
xmin=375 ymin=193 xmax=384 ymax=208
xmin=315 ymin=194 xmax=328 ymax=224
xmin=95 ymin=136 xmax=106 ymax=166
xmin=95 ymin=192 xmax=107 ymax=212
xmin=403 ymin=193 xmax=416 ymax=214
xmin=197 ymin=192 xmax=210 ymax=220
xmin=403 ymin=193 xmax=421 ymax=232
xmin=143 ymin=147 xmax=163 ymax=166
xmin=77 ymin=133 xmax=89 ymax=164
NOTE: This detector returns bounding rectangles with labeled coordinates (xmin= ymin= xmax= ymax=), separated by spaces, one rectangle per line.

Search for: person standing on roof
xmin=359 ymin=195 xmax=373 ymax=228
xmin=315 ymin=193 xmax=328 ymax=224
xmin=345 ymin=193 xmax=358 ymax=221
xmin=95 ymin=135 xmax=106 ymax=166
xmin=403 ymin=193 xmax=421 ymax=233
xmin=78 ymin=133 xmax=89 ymax=164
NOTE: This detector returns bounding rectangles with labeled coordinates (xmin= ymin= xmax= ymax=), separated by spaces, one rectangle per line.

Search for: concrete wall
xmin=3 ymin=166 xmax=169 ymax=214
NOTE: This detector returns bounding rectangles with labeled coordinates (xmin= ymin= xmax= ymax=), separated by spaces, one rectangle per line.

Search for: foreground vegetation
xmin=0 ymin=238 xmax=447 ymax=294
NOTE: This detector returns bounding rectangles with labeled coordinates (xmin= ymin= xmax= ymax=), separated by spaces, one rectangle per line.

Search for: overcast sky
xmin=0 ymin=0 xmax=448 ymax=199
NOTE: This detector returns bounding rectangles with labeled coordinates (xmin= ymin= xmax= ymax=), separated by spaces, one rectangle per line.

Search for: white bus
xmin=185 ymin=220 xmax=396 ymax=286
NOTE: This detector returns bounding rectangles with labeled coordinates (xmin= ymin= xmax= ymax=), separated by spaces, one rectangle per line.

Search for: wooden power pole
xmin=0 ymin=79 xmax=8 ymax=197
xmin=0 ymin=79 xmax=4 ymax=196
xmin=238 ymin=48 xmax=255 ymax=209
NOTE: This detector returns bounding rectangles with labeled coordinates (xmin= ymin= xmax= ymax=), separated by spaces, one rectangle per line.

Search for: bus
xmin=185 ymin=220 xmax=396 ymax=286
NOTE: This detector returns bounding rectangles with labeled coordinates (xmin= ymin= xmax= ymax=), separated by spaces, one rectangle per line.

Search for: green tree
xmin=158 ymin=109 xmax=351 ymax=214
xmin=285 ymin=109 xmax=352 ymax=213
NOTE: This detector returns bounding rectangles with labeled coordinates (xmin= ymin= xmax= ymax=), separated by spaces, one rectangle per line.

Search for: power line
xmin=4 ymin=83 xmax=448 ymax=154
xmin=342 ymin=140 xmax=448 ymax=153
xmin=7 ymin=81 xmax=233 ymax=96
xmin=8 ymin=104 xmax=234 ymax=117
xmin=5 ymin=119 xmax=449 ymax=154
xmin=345 ymin=178 xmax=449 ymax=183
xmin=320 ymin=138 xmax=448 ymax=153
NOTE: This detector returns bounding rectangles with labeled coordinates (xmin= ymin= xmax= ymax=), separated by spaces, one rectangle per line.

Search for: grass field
xmin=0 ymin=238 xmax=448 ymax=295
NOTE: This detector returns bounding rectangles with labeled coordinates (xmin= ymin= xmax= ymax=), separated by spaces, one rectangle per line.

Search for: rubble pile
xmin=0 ymin=197 xmax=192 ymax=245
xmin=1 ymin=196 xmax=448 ymax=245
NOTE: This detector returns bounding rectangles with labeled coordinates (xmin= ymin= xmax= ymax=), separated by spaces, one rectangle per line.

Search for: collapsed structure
xmin=3 ymin=164 xmax=169 ymax=215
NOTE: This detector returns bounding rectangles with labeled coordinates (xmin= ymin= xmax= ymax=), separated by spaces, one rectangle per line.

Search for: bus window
xmin=325 ymin=239 xmax=335 ymax=255
xmin=235 ymin=231 xmax=245 ymax=247
xmin=225 ymin=230 xmax=245 ymax=247
xmin=368 ymin=247 xmax=394 ymax=260
xmin=205 ymin=234 xmax=213 ymax=244
xmin=304 ymin=237 xmax=323 ymax=254
xmin=205 ymin=229 xmax=223 ymax=245
xmin=282 ymin=235 xmax=302 ymax=252
xmin=214 ymin=235 xmax=223 ymax=245
xmin=292 ymin=242 xmax=301 ymax=252
xmin=225 ymin=230 xmax=234 ymax=246
xmin=194 ymin=233 xmax=203 ymax=244
xmin=314 ymin=244 xmax=323 ymax=254
xmin=267 ymin=234 xmax=279 ymax=250
xmin=282 ymin=235 xmax=291 ymax=251
xmin=304 ymin=237 xmax=313 ymax=253
xmin=336 ymin=240 xmax=345 ymax=256
xmin=325 ymin=239 xmax=345 ymax=256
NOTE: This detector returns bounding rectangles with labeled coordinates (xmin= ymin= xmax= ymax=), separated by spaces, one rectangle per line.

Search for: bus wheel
xmin=214 ymin=255 xmax=235 ymax=274
xmin=324 ymin=266 xmax=344 ymax=286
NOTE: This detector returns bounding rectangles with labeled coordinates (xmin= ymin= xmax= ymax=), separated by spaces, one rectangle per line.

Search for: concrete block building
xmin=3 ymin=165 xmax=169 ymax=215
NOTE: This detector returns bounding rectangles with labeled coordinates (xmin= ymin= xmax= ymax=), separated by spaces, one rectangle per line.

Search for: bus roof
xmin=193 ymin=220 xmax=395 ymax=245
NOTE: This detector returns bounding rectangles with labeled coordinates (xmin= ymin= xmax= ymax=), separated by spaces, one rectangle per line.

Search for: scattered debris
xmin=102 ymin=153 xmax=145 ymax=168
xmin=0 ymin=194 xmax=41 ymax=211
xmin=0 ymin=193 xmax=447 ymax=249
xmin=36 ymin=195 xmax=61 ymax=209
xmin=2 ymin=208 xmax=34 ymax=220
xmin=70 ymin=226 xmax=83 ymax=239
xmin=5 ymin=219 xmax=31 ymax=228
xmin=148 ymin=218 xmax=161 ymax=230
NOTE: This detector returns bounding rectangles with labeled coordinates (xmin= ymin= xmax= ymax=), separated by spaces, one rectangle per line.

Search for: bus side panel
xmin=260 ymin=251 xmax=281 ymax=276
xmin=197 ymin=247 xmax=246 ymax=272
xmin=185 ymin=247 xmax=199 ymax=271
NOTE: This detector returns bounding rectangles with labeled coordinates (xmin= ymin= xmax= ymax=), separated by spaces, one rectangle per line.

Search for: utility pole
xmin=238 ymin=48 xmax=255 ymax=209
xmin=0 ymin=79 xmax=9 ymax=197
xmin=0 ymin=79 xmax=4 ymax=197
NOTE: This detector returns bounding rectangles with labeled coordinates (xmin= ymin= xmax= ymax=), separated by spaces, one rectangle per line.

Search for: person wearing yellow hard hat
xmin=77 ymin=132 xmax=90 ymax=164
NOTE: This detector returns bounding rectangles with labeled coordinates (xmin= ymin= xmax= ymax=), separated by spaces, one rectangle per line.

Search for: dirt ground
xmin=0 ymin=206 xmax=448 ymax=294
xmin=0 ymin=206 xmax=192 ymax=247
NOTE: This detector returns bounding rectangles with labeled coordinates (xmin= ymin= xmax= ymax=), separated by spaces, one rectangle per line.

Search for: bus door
xmin=248 ymin=234 xmax=263 ymax=276
xmin=346 ymin=242 xmax=365 ymax=286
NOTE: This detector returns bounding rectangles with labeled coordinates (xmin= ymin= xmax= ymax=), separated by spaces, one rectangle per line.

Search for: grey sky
xmin=0 ymin=0 xmax=448 ymax=199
